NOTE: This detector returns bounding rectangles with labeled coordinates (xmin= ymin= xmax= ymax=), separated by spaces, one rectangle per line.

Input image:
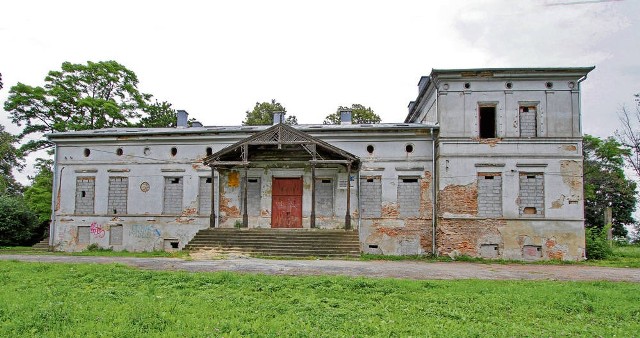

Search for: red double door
xmin=271 ymin=177 xmax=303 ymax=228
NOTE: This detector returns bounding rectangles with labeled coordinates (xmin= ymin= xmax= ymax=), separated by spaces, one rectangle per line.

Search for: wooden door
xmin=271 ymin=177 xmax=303 ymax=228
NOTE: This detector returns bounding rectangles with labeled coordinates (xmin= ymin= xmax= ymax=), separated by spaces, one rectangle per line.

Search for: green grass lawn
xmin=0 ymin=261 xmax=639 ymax=337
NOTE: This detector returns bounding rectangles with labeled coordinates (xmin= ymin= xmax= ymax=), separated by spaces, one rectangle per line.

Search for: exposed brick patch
xmin=381 ymin=202 xmax=399 ymax=218
xmin=437 ymin=218 xmax=504 ymax=256
xmin=419 ymin=171 xmax=433 ymax=218
xmin=562 ymin=145 xmax=577 ymax=151
xmin=439 ymin=182 xmax=478 ymax=216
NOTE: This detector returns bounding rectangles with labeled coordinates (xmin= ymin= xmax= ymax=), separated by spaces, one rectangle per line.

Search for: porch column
xmin=345 ymin=162 xmax=352 ymax=230
xmin=210 ymin=166 xmax=216 ymax=228
xmin=242 ymin=166 xmax=249 ymax=227
xmin=310 ymin=163 xmax=316 ymax=228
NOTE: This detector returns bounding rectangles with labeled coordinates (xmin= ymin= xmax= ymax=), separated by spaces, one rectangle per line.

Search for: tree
xmin=616 ymin=93 xmax=640 ymax=177
xmin=0 ymin=124 xmax=23 ymax=195
xmin=0 ymin=194 xmax=40 ymax=246
xmin=24 ymin=159 xmax=53 ymax=226
xmin=583 ymin=135 xmax=636 ymax=237
xmin=242 ymin=99 xmax=297 ymax=126
xmin=137 ymin=100 xmax=178 ymax=128
xmin=4 ymin=61 xmax=173 ymax=154
xmin=323 ymin=104 xmax=381 ymax=124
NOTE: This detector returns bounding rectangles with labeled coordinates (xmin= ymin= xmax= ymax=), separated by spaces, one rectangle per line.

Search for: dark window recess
xmin=522 ymin=107 xmax=529 ymax=112
xmin=206 ymin=177 xmax=212 ymax=184
xmin=112 ymin=209 xmax=117 ymax=214
xmin=321 ymin=179 xmax=331 ymax=184
xmin=170 ymin=147 xmax=177 ymax=156
xmin=402 ymin=178 xmax=418 ymax=183
xmin=84 ymin=148 xmax=90 ymax=157
xmin=170 ymin=241 xmax=179 ymax=249
xmin=484 ymin=176 xmax=495 ymax=180
xmin=405 ymin=144 xmax=414 ymax=153
xmin=206 ymin=147 xmax=213 ymax=156
xmin=81 ymin=191 xmax=86 ymax=197
xmin=248 ymin=178 xmax=258 ymax=183
xmin=366 ymin=145 xmax=375 ymax=154
xmin=367 ymin=178 xmax=374 ymax=183
xmin=116 ymin=148 xmax=123 ymax=156
xmin=368 ymin=244 xmax=379 ymax=249
xmin=479 ymin=106 xmax=496 ymax=138
xmin=527 ymin=175 xmax=536 ymax=179
xmin=170 ymin=178 xmax=180 ymax=184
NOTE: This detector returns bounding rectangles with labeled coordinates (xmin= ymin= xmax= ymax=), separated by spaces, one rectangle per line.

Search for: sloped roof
xmin=203 ymin=123 xmax=359 ymax=167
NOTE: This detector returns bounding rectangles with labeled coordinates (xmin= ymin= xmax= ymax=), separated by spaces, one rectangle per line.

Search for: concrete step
xmin=185 ymin=229 xmax=361 ymax=258
xmin=31 ymin=238 xmax=50 ymax=251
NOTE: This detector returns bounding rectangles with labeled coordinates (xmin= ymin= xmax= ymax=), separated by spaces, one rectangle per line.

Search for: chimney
xmin=272 ymin=111 xmax=285 ymax=125
xmin=177 ymin=110 xmax=189 ymax=128
xmin=340 ymin=109 xmax=352 ymax=125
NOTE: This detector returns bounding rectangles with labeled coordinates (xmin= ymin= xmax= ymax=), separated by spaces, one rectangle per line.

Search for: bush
xmin=585 ymin=226 xmax=613 ymax=260
xmin=0 ymin=195 xmax=40 ymax=246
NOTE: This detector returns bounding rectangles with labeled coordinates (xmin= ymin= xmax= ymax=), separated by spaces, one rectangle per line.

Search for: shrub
xmin=0 ymin=195 xmax=40 ymax=246
xmin=585 ymin=226 xmax=613 ymax=260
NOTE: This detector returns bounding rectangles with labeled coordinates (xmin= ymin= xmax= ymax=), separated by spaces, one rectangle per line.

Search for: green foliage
xmin=136 ymin=100 xmax=177 ymax=128
xmin=583 ymin=135 xmax=636 ymax=237
xmin=4 ymin=61 xmax=173 ymax=153
xmin=0 ymin=195 xmax=40 ymax=246
xmin=0 ymin=124 xmax=23 ymax=195
xmin=1 ymin=262 xmax=640 ymax=336
xmin=323 ymin=103 xmax=381 ymax=124
xmin=242 ymin=99 xmax=297 ymax=125
xmin=585 ymin=226 xmax=613 ymax=260
xmin=23 ymin=159 xmax=53 ymax=225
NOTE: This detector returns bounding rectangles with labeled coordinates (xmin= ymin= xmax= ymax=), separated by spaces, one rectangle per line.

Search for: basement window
xmin=479 ymin=106 xmax=496 ymax=138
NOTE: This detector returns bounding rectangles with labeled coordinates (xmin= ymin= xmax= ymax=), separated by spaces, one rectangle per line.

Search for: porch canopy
xmin=203 ymin=123 xmax=360 ymax=228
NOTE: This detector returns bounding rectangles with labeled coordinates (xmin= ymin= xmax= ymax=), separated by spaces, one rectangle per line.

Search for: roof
xmin=46 ymin=122 xmax=438 ymax=140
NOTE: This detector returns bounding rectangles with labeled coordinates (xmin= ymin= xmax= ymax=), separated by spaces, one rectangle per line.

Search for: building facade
xmin=47 ymin=67 xmax=593 ymax=260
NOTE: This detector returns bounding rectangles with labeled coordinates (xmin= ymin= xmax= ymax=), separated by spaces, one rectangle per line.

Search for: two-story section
xmin=407 ymin=67 xmax=594 ymax=260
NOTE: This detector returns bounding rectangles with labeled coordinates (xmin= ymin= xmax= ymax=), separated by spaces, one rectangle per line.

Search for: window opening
xmin=116 ymin=148 xmax=123 ymax=156
xmin=366 ymin=145 xmax=375 ymax=154
xmin=479 ymin=106 xmax=496 ymax=138
xmin=405 ymin=144 xmax=414 ymax=153
xmin=83 ymin=148 xmax=90 ymax=157
xmin=170 ymin=147 xmax=177 ymax=156
xmin=206 ymin=147 xmax=213 ymax=156
xmin=206 ymin=177 xmax=212 ymax=183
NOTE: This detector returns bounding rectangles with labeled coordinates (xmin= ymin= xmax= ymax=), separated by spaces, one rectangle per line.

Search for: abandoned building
xmin=47 ymin=67 xmax=594 ymax=260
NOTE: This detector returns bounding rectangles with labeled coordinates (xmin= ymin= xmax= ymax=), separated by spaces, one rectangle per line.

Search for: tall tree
xmin=24 ymin=159 xmax=53 ymax=226
xmin=616 ymin=93 xmax=640 ymax=177
xmin=4 ymin=61 xmax=173 ymax=153
xmin=0 ymin=124 xmax=23 ymax=195
xmin=242 ymin=99 xmax=297 ymax=126
xmin=137 ymin=100 xmax=179 ymax=128
xmin=583 ymin=135 xmax=636 ymax=237
xmin=323 ymin=104 xmax=381 ymax=124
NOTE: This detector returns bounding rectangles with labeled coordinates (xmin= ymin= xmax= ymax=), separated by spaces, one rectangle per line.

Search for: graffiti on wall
xmin=131 ymin=224 xmax=161 ymax=238
xmin=90 ymin=222 xmax=105 ymax=238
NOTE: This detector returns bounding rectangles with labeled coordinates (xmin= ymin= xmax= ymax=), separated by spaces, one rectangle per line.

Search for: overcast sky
xmin=1 ymin=0 xmax=639 ymax=180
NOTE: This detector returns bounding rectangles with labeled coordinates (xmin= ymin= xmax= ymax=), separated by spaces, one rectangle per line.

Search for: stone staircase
xmin=31 ymin=238 xmax=50 ymax=251
xmin=184 ymin=228 xmax=361 ymax=258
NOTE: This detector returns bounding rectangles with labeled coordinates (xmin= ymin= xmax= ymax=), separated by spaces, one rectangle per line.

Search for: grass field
xmin=0 ymin=261 xmax=639 ymax=336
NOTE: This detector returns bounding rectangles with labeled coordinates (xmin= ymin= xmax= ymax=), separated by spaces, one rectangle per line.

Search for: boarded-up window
xmin=316 ymin=178 xmax=334 ymax=216
xmin=109 ymin=225 xmax=123 ymax=245
xmin=397 ymin=177 xmax=420 ymax=217
xmin=163 ymin=177 xmax=183 ymax=215
xmin=478 ymin=173 xmax=502 ymax=217
xmin=199 ymin=177 xmax=212 ymax=215
xmin=108 ymin=177 xmax=128 ymax=215
xmin=240 ymin=177 xmax=261 ymax=216
xmin=519 ymin=173 xmax=544 ymax=217
xmin=360 ymin=176 xmax=382 ymax=217
xmin=519 ymin=106 xmax=537 ymax=137
xmin=77 ymin=226 xmax=90 ymax=244
xmin=75 ymin=177 xmax=95 ymax=215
